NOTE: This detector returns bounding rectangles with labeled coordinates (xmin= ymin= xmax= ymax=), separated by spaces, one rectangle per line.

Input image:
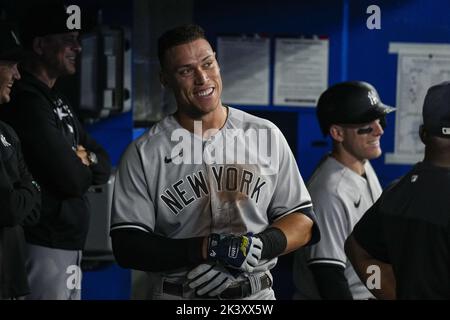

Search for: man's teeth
xmin=197 ymin=88 xmax=213 ymax=97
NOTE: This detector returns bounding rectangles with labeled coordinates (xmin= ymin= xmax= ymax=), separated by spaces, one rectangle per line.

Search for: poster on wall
xmin=273 ymin=37 xmax=329 ymax=107
xmin=385 ymin=42 xmax=450 ymax=164
xmin=217 ymin=35 xmax=270 ymax=106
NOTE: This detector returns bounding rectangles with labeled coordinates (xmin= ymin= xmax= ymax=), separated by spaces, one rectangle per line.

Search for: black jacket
xmin=1 ymin=72 xmax=111 ymax=250
xmin=0 ymin=121 xmax=41 ymax=298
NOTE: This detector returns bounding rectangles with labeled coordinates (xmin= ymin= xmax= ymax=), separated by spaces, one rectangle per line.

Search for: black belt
xmin=163 ymin=274 xmax=272 ymax=299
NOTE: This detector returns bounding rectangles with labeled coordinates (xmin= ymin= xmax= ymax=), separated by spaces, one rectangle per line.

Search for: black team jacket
xmin=0 ymin=120 xmax=41 ymax=298
xmin=1 ymin=71 xmax=111 ymax=250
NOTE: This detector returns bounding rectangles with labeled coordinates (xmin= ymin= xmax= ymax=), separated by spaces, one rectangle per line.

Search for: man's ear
xmin=330 ymin=124 xmax=344 ymax=142
xmin=32 ymin=37 xmax=44 ymax=55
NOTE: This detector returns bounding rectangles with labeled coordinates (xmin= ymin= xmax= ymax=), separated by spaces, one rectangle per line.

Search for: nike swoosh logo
xmin=354 ymin=196 xmax=362 ymax=208
xmin=164 ymin=150 xmax=183 ymax=164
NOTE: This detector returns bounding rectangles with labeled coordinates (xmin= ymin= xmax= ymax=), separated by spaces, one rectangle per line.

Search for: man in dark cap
xmin=1 ymin=4 xmax=111 ymax=299
xmin=293 ymin=81 xmax=395 ymax=299
xmin=0 ymin=22 xmax=41 ymax=299
xmin=346 ymin=81 xmax=450 ymax=300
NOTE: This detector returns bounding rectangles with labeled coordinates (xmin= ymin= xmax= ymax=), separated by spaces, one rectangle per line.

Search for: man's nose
xmin=194 ymin=68 xmax=208 ymax=84
xmin=372 ymin=120 xmax=384 ymax=136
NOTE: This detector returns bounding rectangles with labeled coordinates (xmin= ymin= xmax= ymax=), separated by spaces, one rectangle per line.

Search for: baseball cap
xmin=0 ymin=23 xmax=25 ymax=61
xmin=316 ymin=81 xmax=396 ymax=136
xmin=20 ymin=3 xmax=75 ymax=48
xmin=422 ymin=81 xmax=450 ymax=138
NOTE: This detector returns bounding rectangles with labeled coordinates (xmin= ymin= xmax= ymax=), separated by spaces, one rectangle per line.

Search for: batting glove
xmin=206 ymin=233 xmax=263 ymax=273
xmin=187 ymin=263 xmax=235 ymax=297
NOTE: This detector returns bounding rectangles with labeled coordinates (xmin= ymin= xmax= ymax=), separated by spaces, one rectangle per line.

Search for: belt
xmin=162 ymin=274 xmax=272 ymax=299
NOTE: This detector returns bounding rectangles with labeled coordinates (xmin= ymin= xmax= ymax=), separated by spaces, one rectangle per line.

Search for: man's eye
xmin=204 ymin=61 xmax=213 ymax=68
xmin=179 ymin=69 xmax=191 ymax=75
xmin=356 ymin=127 xmax=374 ymax=135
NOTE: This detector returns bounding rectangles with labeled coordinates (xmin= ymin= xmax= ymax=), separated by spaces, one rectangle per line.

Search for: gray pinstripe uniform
xmin=294 ymin=155 xmax=381 ymax=300
xmin=111 ymin=107 xmax=314 ymax=299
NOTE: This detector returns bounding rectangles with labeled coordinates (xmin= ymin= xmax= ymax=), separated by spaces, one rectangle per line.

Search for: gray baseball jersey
xmin=295 ymin=155 xmax=381 ymax=300
xmin=111 ymin=107 xmax=314 ymax=283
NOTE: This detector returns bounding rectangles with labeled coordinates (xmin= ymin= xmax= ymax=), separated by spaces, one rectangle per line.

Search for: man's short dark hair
xmin=158 ymin=24 xmax=206 ymax=68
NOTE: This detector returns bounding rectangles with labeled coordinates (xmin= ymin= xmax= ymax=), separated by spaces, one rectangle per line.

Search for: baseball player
xmin=110 ymin=24 xmax=320 ymax=300
xmin=293 ymin=81 xmax=395 ymax=299
xmin=346 ymin=82 xmax=450 ymax=300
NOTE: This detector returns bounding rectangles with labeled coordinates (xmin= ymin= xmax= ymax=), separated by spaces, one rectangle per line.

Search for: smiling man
xmin=293 ymin=81 xmax=395 ymax=300
xmin=0 ymin=4 xmax=111 ymax=299
xmin=0 ymin=62 xmax=18 ymax=104
xmin=110 ymin=24 xmax=320 ymax=300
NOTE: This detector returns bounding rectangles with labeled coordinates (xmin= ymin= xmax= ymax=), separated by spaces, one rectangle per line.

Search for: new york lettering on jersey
xmin=160 ymin=166 xmax=267 ymax=215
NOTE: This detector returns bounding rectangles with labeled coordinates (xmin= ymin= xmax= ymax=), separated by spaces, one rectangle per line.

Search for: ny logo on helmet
xmin=368 ymin=91 xmax=379 ymax=106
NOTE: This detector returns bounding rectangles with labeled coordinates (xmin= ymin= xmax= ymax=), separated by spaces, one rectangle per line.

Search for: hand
xmin=75 ymin=145 xmax=90 ymax=166
xmin=207 ymin=233 xmax=263 ymax=273
xmin=187 ymin=263 xmax=235 ymax=297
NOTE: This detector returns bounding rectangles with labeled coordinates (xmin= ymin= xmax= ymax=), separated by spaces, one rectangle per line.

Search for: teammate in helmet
xmin=293 ymin=81 xmax=395 ymax=299
xmin=346 ymin=81 xmax=450 ymax=299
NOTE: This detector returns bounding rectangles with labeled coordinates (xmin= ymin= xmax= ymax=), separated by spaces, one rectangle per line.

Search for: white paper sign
xmin=217 ymin=36 xmax=270 ymax=106
xmin=274 ymin=37 xmax=329 ymax=107
xmin=386 ymin=42 xmax=450 ymax=164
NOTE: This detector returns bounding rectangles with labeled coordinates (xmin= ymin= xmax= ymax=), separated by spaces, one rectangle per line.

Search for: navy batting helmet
xmin=317 ymin=81 xmax=395 ymax=136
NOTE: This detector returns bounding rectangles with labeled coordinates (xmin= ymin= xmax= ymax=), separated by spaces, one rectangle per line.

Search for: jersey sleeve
xmin=351 ymin=196 xmax=388 ymax=262
xmin=306 ymin=193 xmax=349 ymax=269
xmin=266 ymin=128 xmax=320 ymax=245
xmin=111 ymin=142 xmax=155 ymax=233
xmin=267 ymin=128 xmax=313 ymax=221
